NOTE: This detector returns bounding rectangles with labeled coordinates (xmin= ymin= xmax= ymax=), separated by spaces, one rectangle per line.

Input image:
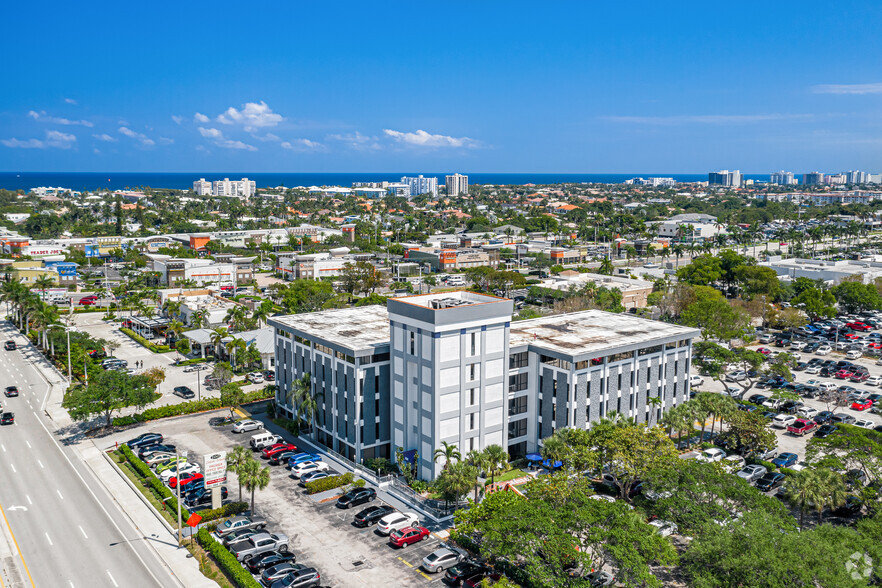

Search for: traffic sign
xmin=187 ymin=513 xmax=202 ymax=527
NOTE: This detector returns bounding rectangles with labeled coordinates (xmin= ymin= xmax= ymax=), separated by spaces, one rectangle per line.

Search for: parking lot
xmin=102 ymin=411 xmax=449 ymax=587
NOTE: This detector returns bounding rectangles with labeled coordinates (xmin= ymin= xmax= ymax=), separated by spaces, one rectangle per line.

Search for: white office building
xmin=770 ymin=171 xmax=796 ymax=185
xmin=708 ymin=170 xmax=742 ymax=188
xmin=193 ymin=178 xmax=213 ymax=195
xmin=401 ymin=175 xmax=439 ymax=198
xmin=192 ymin=178 xmax=256 ymax=198
xmin=445 ymin=173 xmax=469 ymax=197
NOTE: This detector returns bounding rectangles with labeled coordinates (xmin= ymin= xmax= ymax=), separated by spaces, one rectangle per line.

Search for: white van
xmin=446 ymin=275 xmax=466 ymax=287
xmin=249 ymin=432 xmax=283 ymax=451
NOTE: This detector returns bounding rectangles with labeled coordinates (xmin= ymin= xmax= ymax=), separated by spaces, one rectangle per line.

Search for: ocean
xmin=0 ymin=172 xmax=770 ymax=192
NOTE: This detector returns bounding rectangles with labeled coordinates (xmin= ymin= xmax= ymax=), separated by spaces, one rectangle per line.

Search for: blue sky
xmin=2 ymin=1 xmax=882 ymax=173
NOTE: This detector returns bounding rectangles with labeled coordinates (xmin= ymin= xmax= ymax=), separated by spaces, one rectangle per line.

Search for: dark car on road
xmin=4 ymin=386 xmax=18 ymax=397
xmin=4 ymin=341 xmax=16 ymax=351
xmin=0 ymin=412 xmax=14 ymax=425
xmin=126 ymin=433 xmax=163 ymax=449
xmin=263 ymin=370 xmax=275 ymax=382
xmin=245 ymin=550 xmax=297 ymax=574
xmin=755 ymin=472 xmax=786 ymax=492
xmin=336 ymin=487 xmax=377 ymax=509
xmin=173 ymin=386 xmax=195 ymax=399
xmin=353 ymin=504 xmax=396 ymax=527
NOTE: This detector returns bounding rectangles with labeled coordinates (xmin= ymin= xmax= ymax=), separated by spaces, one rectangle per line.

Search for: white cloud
xmin=383 ymin=128 xmax=479 ymax=148
xmin=811 ymin=82 xmax=882 ymax=95
xmin=216 ymin=101 xmax=283 ymax=131
xmin=171 ymin=115 xmax=184 ymax=125
xmin=3 ymin=129 xmax=77 ymax=149
xmin=602 ymin=114 xmax=812 ymax=125
xmin=92 ymin=133 xmax=118 ymax=142
xmin=119 ymin=126 xmax=155 ymax=146
xmin=327 ymin=131 xmax=382 ymax=151
xmin=254 ymin=133 xmax=281 ymax=142
xmin=281 ymin=138 xmax=325 ymax=151
xmin=28 ymin=109 xmax=94 ymax=127
xmin=64 ymin=98 xmax=77 ymax=105
xmin=158 ymin=137 xmax=174 ymax=145
xmin=194 ymin=112 xmax=210 ymax=123
xmin=197 ymin=127 xmax=256 ymax=151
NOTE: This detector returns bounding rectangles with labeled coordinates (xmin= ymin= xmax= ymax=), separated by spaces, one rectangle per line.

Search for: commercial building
xmin=707 ymin=170 xmax=741 ymax=188
xmin=770 ymin=171 xmax=796 ymax=185
xmin=654 ymin=213 xmax=724 ymax=241
xmin=150 ymin=257 xmax=252 ymax=287
xmin=270 ymin=293 xmax=698 ymax=479
xmin=802 ymin=172 xmax=825 ymax=186
xmin=404 ymin=247 xmax=499 ymax=272
xmin=761 ymin=257 xmax=882 ymax=286
xmin=192 ymin=178 xmax=256 ymax=198
xmin=10 ymin=260 xmax=78 ymax=287
xmin=445 ymin=173 xmax=469 ymax=197
xmin=536 ymin=271 xmax=654 ymax=309
xmin=401 ymin=175 xmax=438 ymax=198
xmin=275 ymin=251 xmax=361 ymax=280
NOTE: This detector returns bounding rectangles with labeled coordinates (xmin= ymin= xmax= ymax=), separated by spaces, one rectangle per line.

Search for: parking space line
xmin=398 ymin=557 xmax=414 ymax=568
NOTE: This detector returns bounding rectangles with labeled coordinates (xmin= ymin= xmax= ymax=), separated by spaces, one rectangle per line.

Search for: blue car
xmin=287 ymin=453 xmax=322 ymax=468
xmin=772 ymin=452 xmax=798 ymax=468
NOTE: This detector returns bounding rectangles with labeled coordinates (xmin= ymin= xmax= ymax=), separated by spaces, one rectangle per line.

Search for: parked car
xmin=796 ymin=407 xmax=819 ymax=419
xmin=755 ymin=472 xmax=787 ymax=492
xmin=155 ymin=457 xmax=185 ymax=474
xmin=269 ymin=567 xmax=320 ymax=588
xmin=723 ymin=455 xmax=746 ymax=472
xmin=4 ymin=386 xmax=18 ymax=397
xmin=291 ymin=461 xmax=329 ymax=479
xmin=138 ymin=443 xmax=177 ymax=458
xmin=250 ymin=433 xmax=284 ymax=451
xmin=168 ymin=472 xmax=203 ymax=489
xmin=143 ymin=451 xmax=176 ymax=466
xmin=232 ymin=420 xmax=264 ymax=433
xmin=814 ymin=424 xmax=839 ymax=438
xmin=832 ymin=413 xmax=857 ymax=425
xmin=816 ymin=345 xmax=833 ymax=355
xmin=689 ymin=375 xmax=704 ymax=386
xmin=814 ymin=411 xmax=834 ymax=424
xmin=260 ymin=563 xmax=301 ymax=586
xmin=748 ymin=394 xmax=768 ymax=405
xmin=159 ymin=462 xmax=200 ymax=483
xmin=445 ymin=562 xmax=493 ymax=586
xmin=229 ymin=532 xmax=289 ymax=562
xmin=247 ymin=372 xmax=265 ymax=385
xmin=126 ymin=433 xmax=163 ymax=449
xmin=222 ymin=529 xmax=261 ymax=548
xmin=736 ymin=465 xmax=768 ymax=483
xmin=215 ymin=515 xmax=268 ymax=538
xmin=772 ymin=414 xmax=797 ymax=428
xmin=853 ymin=419 xmax=876 ymax=429
xmin=389 ymin=526 xmax=430 ymax=548
xmin=772 ymin=452 xmax=798 ymax=468
xmin=336 ymin=488 xmax=377 ymax=509
xmin=268 ymin=450 xmax=299 ymax=466
xmin=263 ymin=370 xmax=275 ymax=382
xmin=298 ymin=471 xmax=331 ymax=486
xmin=726 ymin=371 xmax=748 ymax=382
xmin=852 ymin=399 xmax=874 ymax=411
xmin=286 ymin=453 xmax=321 ymax=467
xmin=262 ymin=443 xmax=299 ymax=460
xmin=182 ymin=487 xmax=228 ymax=509
xmin=786 ymin=419 xmax=816 ymax=436
xmin=421 ymin=546 xmax=468 ymax=573
xmin=245 ymin=551 xmax=297 ymax=574
xmin=173 ymin=386 xmax=195 ymax=399
xmin=353 ymin=505 xmax=397 ymax=528
xmin=698 ymin=448 xmax=726 ymax=462
xmin=846 ymin=350 xmax=864 ymax=360
xmin=649 ymin=520 xmax=678 ymax=537
xmin=377 ymin=512 xmax=419 ymax=535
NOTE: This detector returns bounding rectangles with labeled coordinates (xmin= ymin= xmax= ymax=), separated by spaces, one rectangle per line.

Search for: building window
xmin=468 ymin=388 xmax=479 ymax=407
xmin=509 ymin=351 xmax=528 ymax=369
xmin=608 ymin=351 xmax=634 ymax=364
xmin=638 ymin=344 xmax=663 ymax=356
xmin=508 ymin=395 xmax=527 ymax=416
xmin=508 ymin=419 xmax=527 ymax=439
xmin=540 ymin=355 xmax=571 ymax=370
xmin=470 ymin=332 xmax=477 ymax=356
xmin=468 ymin=363 xmax=478 ymax=382
xmin=410 ymin=332 xmax=415 ymax=355
xmin=508 ymin=372 xmax=528 ymax=393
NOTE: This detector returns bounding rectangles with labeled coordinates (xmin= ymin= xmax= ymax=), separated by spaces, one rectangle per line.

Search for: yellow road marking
xmin=398 ymin=556 xmax=414 ymax=568
xmin=419 ymin=571 xmax=432 ymax=580
xmin=0 ymin=502 xmax=36 ymax=587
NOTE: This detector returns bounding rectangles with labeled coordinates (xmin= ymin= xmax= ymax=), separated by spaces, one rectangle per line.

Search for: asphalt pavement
xmin=0 ymin=321 xmax=180 ymax=588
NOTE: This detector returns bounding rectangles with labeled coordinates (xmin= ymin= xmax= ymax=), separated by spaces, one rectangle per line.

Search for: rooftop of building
xmin=392 ymin=290 xmax=504 ymax=310
xmin=270 ymin=305 xmax=390 ymax=351
xmin=509 ymin=309 xmax=698 ymax=357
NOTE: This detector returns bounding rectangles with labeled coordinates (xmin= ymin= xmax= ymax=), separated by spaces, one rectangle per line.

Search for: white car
xmin=726 ymin=371 xmax=748 ymax=382
xmin=790 ymin=341 xmax=806 ymax=351
xmin=867 ymin=376 xmax=882 ymax=386
xmin=689 ymin=375 xmax=704 ymax=387
xmin=290 ymin=460 xmax=329 ymax=478
xmin=818 ymin=382 xmax=837 ymax=392
xmin=724 ymin=386 xmax=742 ymax=397
xmin=723 ymin=455 xmax=746 ymax=472
xmin=816 ymin=345 xmax=832 ymax=355
xmin=247 ymin=372 xmax=265 ymax=384
xmin=836 ymin=342 xmax=851 ymax=351
xmin=789 ymin=352 xmax=803 ymax=362
xmin=159 ymin=461 xmax=200 ymax=483
xmin=805 ymin=365 xmax=822 ymax=375
xmin=796 ymin=407 xmax=820 ymax=419
xmin=232 ymin=419 xmax=264 ymax=433
xmin=772 ymin=414 xmax=797 ymax=428
xmin=846 ymin=350 xmax=863 ymax=360
xmin=698 ymin=448 xmax=726 ymax=463
xmin=763 ymin=399 xmax=783 ymax=410
xmin=376 ymin=512 xmax=419 ymax=535
xmin=143 ymin=451 xmax=175 ymax=465
xmin=853 ymin=419 xmax=876 ymax=429
xmin=648 ymin=520 xmax=678 ymax=537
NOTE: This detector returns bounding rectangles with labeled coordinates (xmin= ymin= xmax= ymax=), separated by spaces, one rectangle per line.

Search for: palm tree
xmin=465 ymin=450 xmax=489 ymax=501
xmin=225 ymin=337 xmax=246 ymax=368
xmin=435 ymin=460 xmax=476 ymax=508
xmin=209 ymin=327 xmax=228 ymax=358
xmin=598 ymin=258 xmax=614 ymax=276
xmin=224 ymin=305 xmax=249 ymax=332
xmin=786 ymin=469 xmax=848 ymax=527
xmin=166 ymin=319 xmax=185 ymax=342
xmin=647 ymin=396 xmax=662 ymax=425
xmin=227 ymin=447 xmax=253 ymax=503
xmin=290 ymin=374 xmax=323 ymax=436
xmin=239 ymin=457 xmax=271 ymax=515
xmin=482 ymin=444 xmax=509 ymax=485
xmin=31 ymin=274 xmax=55 ymax=299
xmin=163 ymin=299 xmax=182 ymax=319
xmin=433 ymin=441 xmax=461 ymax=472
xmin=706 ymin=394 xmax=737 ymax=438
xmin=251 ymin=300 xmax=274 ymax=328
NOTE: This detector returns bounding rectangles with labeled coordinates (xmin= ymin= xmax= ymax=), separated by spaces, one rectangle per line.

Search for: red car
xmin=847 ymin=322 xmax=872 ymax=331
xmin=851 ymin=399 xmax=873 ymax=411
xmin=835 ymin=370 xmax=854 ymax=379
xmin=261 ymin=443 xmax=298 ymax=460
xmin=843 ymin=333 xmax=860 ymax=340
xmin=786 ymin=419 xmax=817 ymax=436
xmin=388 ymin=526 xmax=430 ymax=548
xmin=850 ymin=372 xmax=869 ymax=383
xmin=79 ymin=295 xmax=98 ymax=306
xmin=169 ymin=472 xmax=203 ymax=489
xmin=757 ymin=348 xmax=771 ymax=356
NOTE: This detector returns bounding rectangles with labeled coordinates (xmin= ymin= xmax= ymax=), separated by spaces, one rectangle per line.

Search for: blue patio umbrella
xmin=542 ymin=459 xmax=563 ymax=469
xmin=526 ymin=453 xmax=543 ymax=462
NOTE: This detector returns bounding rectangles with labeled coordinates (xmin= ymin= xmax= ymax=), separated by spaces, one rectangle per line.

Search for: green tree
xmin=220 ymin=383 xmax=246 ymax=408
xmin=226 ymin=446 xmax=251 ymax=502
xmin=734 ymin=265 xmax=782 ymax=299
xmin=433 ymin=441 xmax=461 ymax=472
xmin=482 ymin=444 xmax=510 ymax=485
xmin=676 ymin=255 xmax=723 ymax=287
xmin=833 ymin=280 xmax=882 ymax=314
xmin=785 ymin=468 xmax=848 ymax=527
xmin=791 ymin=286 xmax=837 ymax=321
xmin=62 ymin=369 xmax=156 ymax=429
xmin=239 ymin=456 xmax=271 ymax=515
xmin=681 ymin=297 xmax=750 ymax=341
xmin=435 ymin=460 xmax=477 ymax=507
xmin=716 ymin=410 xmax=777 ymax=458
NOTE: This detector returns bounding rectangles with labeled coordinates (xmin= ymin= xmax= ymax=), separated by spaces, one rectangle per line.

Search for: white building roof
xmin=270 ymin=305 xmax=390 ymax=352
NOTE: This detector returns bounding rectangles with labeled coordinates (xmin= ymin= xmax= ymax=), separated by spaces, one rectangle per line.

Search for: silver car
xmin=421 ymin=546 xmax=468 ymax=573
xmin=232 ymin=419 xmax=264 ymax=433
xmin=736 ymin=465 xmax=767 ymax=483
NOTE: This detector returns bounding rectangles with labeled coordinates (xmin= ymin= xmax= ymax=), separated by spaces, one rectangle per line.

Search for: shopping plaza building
xmin=269 ymin=292 xmax=699 ymax=481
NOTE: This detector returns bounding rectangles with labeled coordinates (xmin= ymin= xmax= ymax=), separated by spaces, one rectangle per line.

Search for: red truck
xmin=787 ymin=419 xmax=817 ymax=436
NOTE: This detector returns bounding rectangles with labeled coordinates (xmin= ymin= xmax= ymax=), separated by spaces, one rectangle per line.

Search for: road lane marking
xmin=1 ymin=444 xmax=5 ymax=452
xmin=45 ymin=532 xmax=53 ymax=546
xmin=79 ymin=525 xmax=88 ymax=539
xmin=106 ymin=570 xmax=118 ymax=587
xmin=25 ymin=441 xmax=31 ymax=449
xmin=25 ymin=495 xmax=31 ymax=505
xmin=56 ymin=489 xmax=64 ymax=500
xmin=9 ymin=463 xmax=15 ymax=473
xmin=37 ymin=460 xmax=44 ymax=469
xmin=0 ymin=503 xmax=36 ymax=587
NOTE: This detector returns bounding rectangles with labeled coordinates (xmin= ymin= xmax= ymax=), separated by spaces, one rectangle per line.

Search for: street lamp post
xmin=48 ymin=323 xmax=74 ymax=381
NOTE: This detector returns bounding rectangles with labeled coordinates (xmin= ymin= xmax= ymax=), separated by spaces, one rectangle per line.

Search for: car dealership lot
xmin=102 ymin=412 xmax=443 ymax=586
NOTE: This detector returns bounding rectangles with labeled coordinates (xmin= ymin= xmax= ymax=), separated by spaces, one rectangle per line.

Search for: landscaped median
xmin=120 ymin=326 xmax=174 ymax=353
xmin=112 ymin=389 xmax=273 ymax=426
xmin=196 ymin=528 xmax=261 ymax=588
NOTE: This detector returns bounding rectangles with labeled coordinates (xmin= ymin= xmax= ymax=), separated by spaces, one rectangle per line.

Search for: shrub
xmin=352 ymin=478 xmax=366 ymax=488
xmin=195 ymin=527 xmax=262 ymax=588
xmin=118 ymin=446 xmax=190 ymax=519
xmin=112 ymin=389 xmax=273 ymax=425
xmin=304 ymin=472 xmax=353 ymax=495
xmin=272 ymin=417 xmax=300 ymax=437
xmin=120 ymin=327 xmax=174 ymax=353
xmin=409 ymin=479 xmax=431 ymax=494
xmin=196 ymin=501 xmax=248 ymax=522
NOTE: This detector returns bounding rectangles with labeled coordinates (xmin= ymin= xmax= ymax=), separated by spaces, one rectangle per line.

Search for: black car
xmin=4 ymin=341 xmax=16 ymax=351
xmin=268 ymin=450 xmax=298 ymax=466
xmin=138 ymin=443 xmax=177 ymax=458
xmin=832 ymin=413 xmax=857 ymax=425
xmin=336 ymin=487 xmax=377 ymax=509
xmin=793 ymin=362 xmax=807 ymax=372
xmin=819 ymin=367 xmax=834 ymax=377
xmin=834 ymin=496 xmax=864 ymax=517
xmin=814 ymin=424 xmax=838 ymax=438
xmin=748 ymin=394 xmax=768 ymax=405
xmin=761 ymin=410 xmax=779 ymax=420
xmin=262 ymin=563 xmax=303 ymax=586
xmin=246 ymin=550 xmax=297 ymax=574
xmin=801 ymin=386 xmax=819 ymax=399
xmin=352 ymin=504 xmax=396 ymax=527
xmin=270 ymin=566 xmax=320 ymax=588
xmin=126 ymin=433 xmax=163 ymax=448
xmin=4 ymin=386 xmax=18 ymax=397
xmin=755 ymin=472 xmax=786 ymax=492
xmin=779 ymin=400 xmax=803 ymax=413
xmin=814 ymin=411 xmax=834 ymax=425
xmin=173 ymin=386 xmax=195 ymax=399
xmin=263 ymin=370 xmax=275 ymax=382
xmin=0 ymin=412 xmax=13 ymax=425
xmin=182 ymin=486 xmax=228 ymax=508
xmin=444 ymin=562 xmax=492 ymax=586
xmin=875 ymin=424 xmax=882 ymax=433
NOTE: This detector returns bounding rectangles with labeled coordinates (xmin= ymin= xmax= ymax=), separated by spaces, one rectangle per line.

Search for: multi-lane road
xmin=0 ymin=321 xmax=177 ymax=588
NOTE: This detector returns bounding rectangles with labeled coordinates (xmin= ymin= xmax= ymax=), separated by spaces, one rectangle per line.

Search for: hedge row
xmin=113 ymin=389 xmax=273 ymax=425
xmin=305 ymin=472 xmax=353 ymax=495
xmin=120 ymin=327 xmax=173 ymax=353
xmin=195 ymin=527 xmax=262 ymax=588
xmin=196 ymin=501 xmax=248 ymax=522
xmin=118 ymin=445 xmax=190 ymax=519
